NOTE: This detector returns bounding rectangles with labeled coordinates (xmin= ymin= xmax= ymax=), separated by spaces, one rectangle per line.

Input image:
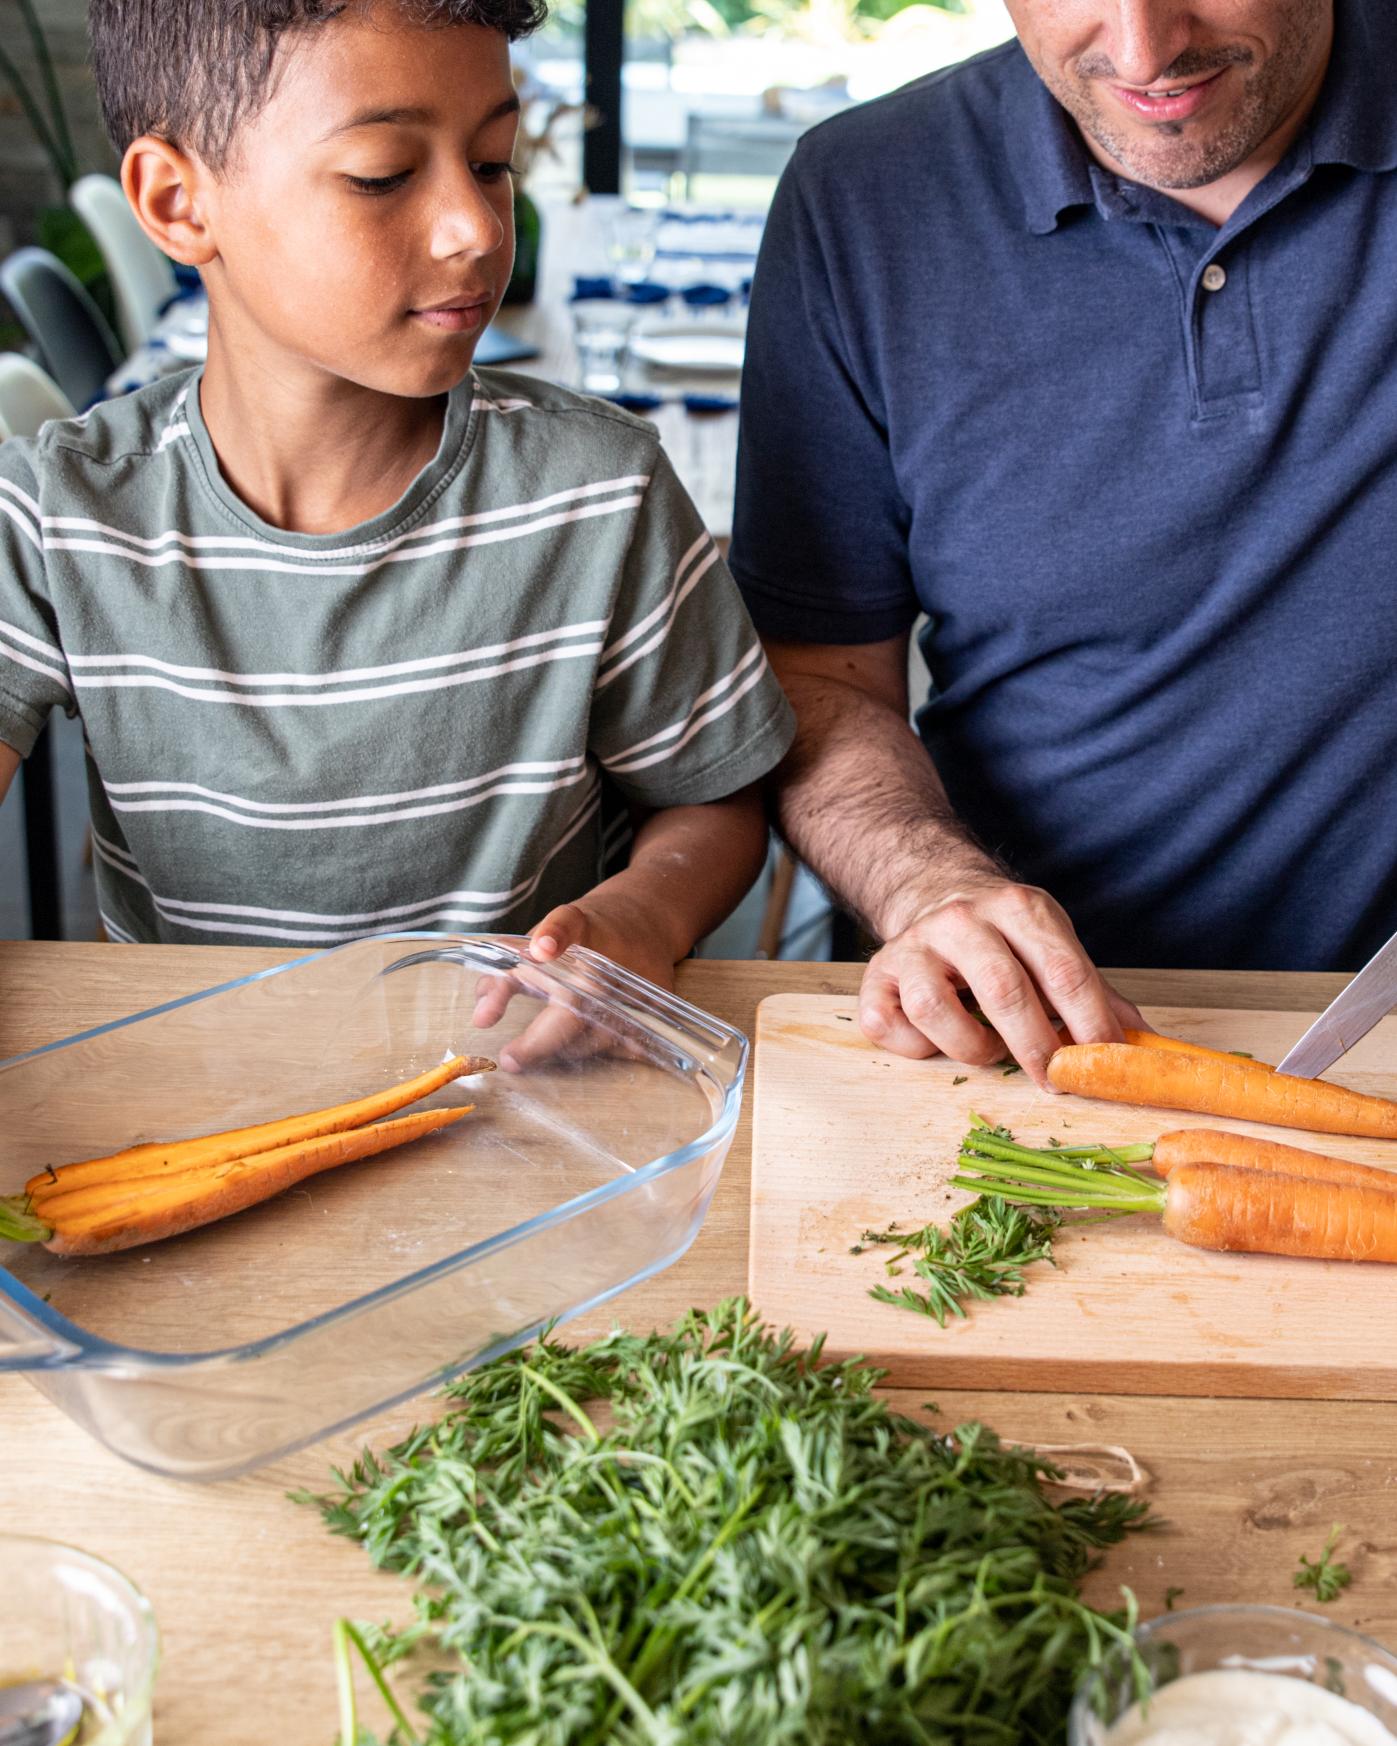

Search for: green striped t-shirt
xmin=0 ymin=368 xmax=793 ymax=947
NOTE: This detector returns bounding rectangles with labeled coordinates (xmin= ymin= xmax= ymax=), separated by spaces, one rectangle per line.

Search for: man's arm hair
xmin=765 ymin=634 xmax=1004 ymax=940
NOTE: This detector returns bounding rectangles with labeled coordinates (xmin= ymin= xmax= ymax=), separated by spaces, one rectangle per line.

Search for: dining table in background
xmin=3 ymin=939 xmax=1397 ymax=1742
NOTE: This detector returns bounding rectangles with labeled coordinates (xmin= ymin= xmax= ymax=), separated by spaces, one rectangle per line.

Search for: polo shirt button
xmin=1202 ymin=263 xmax=1227 ymax=291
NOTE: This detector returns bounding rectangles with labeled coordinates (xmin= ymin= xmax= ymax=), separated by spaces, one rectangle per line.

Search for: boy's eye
xmin=345 ymin=171 xmax=412 ymax=195
xmin=474 ymin=162 xmax=520 ymax=185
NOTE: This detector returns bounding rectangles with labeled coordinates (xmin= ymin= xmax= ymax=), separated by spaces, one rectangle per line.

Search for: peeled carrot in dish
xmin=1121 ymin=1029 xmax=1274 ymax=1071
xmin=1047 ymin=1042 xmax=1397 ymax=1139
xmin=1 ymin=1056 xmax=493 ymax=1256
xmin=25 ymin=1054 xmax=491 ymax=1198
xmin=952 ymin=1124 xmax=1397 ymax=1265
xmin=41 ymin=1106 xmax=472 ymax=1257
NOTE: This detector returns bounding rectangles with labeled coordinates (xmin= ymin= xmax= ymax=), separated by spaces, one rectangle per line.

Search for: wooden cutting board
xmin=749 ymin=997 xmax=1397 ymax=1400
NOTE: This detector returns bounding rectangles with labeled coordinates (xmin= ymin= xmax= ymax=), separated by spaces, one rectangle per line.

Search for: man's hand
xmin=764 ymin=635 xmax=1142 ymax=1087
xmin=859 ymin=877 xmax=1143 ymax=1087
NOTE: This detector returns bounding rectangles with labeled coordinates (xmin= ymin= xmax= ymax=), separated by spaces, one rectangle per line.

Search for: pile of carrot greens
xmin=300 ymin=1299 xmax=1149 ymax=1745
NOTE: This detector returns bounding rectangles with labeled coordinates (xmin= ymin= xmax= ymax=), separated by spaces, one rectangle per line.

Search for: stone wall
xmin=0 ymin=0 xmax=117 ymax=256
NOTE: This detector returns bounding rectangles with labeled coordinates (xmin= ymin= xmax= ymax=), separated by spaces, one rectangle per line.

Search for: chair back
xmin=0 ymin=353 xmax=76 ymax=439
xmin=70 ymin=173 xmax=177 ymax=353
xmin=0 ymin=247 xmax=122 ymax=412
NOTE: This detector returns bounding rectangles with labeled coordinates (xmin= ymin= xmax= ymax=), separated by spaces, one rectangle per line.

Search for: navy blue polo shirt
xmin=730 ymin=0 xmax=1397 ymax=972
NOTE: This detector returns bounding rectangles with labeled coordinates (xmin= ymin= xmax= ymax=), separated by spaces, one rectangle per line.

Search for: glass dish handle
xmin=0 ymin=1292 xmax=80 ymax=1369
xmin=564 ymin=946 xmax=746 ymax=1060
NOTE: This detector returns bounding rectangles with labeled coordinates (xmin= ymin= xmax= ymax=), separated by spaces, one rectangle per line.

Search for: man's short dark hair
xmin=89 ymin=0 xmax=548 ymax=169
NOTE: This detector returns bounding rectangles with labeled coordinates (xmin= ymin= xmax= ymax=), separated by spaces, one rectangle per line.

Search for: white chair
xmin=0 ymin=353 xmax=76 ymax=439
xmin=70 ymin=173 xmax=177 ymax=354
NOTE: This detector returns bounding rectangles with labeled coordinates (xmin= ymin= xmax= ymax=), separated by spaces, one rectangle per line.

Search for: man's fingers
xmin=989 ymin=893 xmax=1124 ymax=1055
xmin=1107 ymin=986 xmax=1150 ymax=1034
xmin=951 ymin=932 xmax=1063 ymax=1086
xmin=858 ymin=961 xmax=941 ymax=1058
xmin=861 ymin=949 xmax=1010 ymax=1064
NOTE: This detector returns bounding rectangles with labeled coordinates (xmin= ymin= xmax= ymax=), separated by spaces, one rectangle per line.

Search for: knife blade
xmin=1275 ymin=923 xmax=1397 ymax=1078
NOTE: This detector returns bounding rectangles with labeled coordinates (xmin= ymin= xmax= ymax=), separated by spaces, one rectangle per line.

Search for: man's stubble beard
xmin=1035 ymin=0 xmax=1330 ymax=192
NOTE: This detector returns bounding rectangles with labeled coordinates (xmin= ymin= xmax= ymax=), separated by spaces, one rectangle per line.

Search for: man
xmin=730 ymin=0 xmax=1397 ymax=1087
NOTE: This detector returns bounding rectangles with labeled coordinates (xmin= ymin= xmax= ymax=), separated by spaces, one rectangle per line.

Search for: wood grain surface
xmin=2 ymin=943 xmax=1394 ymax=1743
xmin=750 ymin=996 xmax=1397 ymax=1399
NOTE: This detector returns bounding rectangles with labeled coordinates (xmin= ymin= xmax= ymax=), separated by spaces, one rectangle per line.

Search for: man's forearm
xmin=773 ymin=671 xmax=1005 ymax=941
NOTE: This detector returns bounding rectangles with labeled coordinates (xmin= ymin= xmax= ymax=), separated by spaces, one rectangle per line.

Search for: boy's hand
xmin=473 ymin=788 xmax=768 ymax=1072
xmin=472 ymin=885 xmax=684 ymax=1073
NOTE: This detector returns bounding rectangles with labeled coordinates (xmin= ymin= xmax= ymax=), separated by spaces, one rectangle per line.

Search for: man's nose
xmin=1103 ymin=0 xmax=1196 ymax=85
xmin=428 ymin=167 xmax=506 ymax=260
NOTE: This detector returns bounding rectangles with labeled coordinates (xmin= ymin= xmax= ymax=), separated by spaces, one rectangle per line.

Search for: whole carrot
xmin=1047 ymin=1042 xmax=1397 ymax=1140
xmin=952 ymin=1131 xmax=1397 ymax=1265
xmin=1164 ymin=1160 xmax=1397 ymax=1263
xmin=38 ymin=1105 xmax=472 ymax=1256
xmin=25 ymin=1055 xmax=491 ymax=1199
xmin=1152 ymin=1128 xmax=1397 ymax=1192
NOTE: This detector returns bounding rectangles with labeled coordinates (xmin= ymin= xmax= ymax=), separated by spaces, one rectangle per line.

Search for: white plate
xmin=630 ymin=319 xmax=745 ymax=375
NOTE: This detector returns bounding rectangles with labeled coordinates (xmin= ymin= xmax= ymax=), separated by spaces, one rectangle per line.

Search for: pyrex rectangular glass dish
xmin=0 ymin=935 xmax=746 ymax=1480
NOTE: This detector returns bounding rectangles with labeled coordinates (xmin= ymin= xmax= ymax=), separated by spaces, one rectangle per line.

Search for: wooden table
xmin=3 ymin=943 xmax=1395 ymax=1742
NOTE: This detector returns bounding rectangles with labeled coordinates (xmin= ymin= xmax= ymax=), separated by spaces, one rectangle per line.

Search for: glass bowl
xmin=0 ymin=1533 xmax=158 ymax=1746
xmin=0 ymin=935 xmax=746 ymax=1480
xmin=1071 ymin=1604 xmax=1397 ymax=1743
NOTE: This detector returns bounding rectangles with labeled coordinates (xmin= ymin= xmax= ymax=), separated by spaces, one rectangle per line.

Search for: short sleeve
xmin=0 ymin=437 xmax=72 ymax=755
xmin=589 ymin=447 xmax=794 ymax=807
xmin=728 ymin=147 xmax=920 ymax=645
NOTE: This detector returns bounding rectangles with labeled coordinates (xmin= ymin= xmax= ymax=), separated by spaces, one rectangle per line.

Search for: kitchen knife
xmin=1275 ymin=923 xmax=1397 ymax=1078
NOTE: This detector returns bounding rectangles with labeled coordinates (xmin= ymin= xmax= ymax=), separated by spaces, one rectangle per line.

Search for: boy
xmin=0 ymin=0 xmax=793 ymax=1014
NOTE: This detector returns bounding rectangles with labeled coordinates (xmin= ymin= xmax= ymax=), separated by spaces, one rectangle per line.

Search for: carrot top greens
xmin=1294 ymin=1525 xmax=1353 ymax=1604
xmin=298 ymin=1299 xmax=1150 ymax=1745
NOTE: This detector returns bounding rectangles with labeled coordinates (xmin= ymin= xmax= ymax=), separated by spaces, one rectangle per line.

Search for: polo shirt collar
xmin=1011 ymin=0 xmax=1397 ymax=237
xmin=1308 ymin=0 xmax=1397 ymax=173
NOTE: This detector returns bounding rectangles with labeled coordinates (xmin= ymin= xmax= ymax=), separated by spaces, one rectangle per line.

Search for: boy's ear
xmin=121 ymin=135 xmax=219 ymax=268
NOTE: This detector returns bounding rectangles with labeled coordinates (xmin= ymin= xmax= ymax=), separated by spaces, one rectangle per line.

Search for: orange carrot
xmin=1151 ymin=1128 xmax=1397 ymax=1192
xmin=953 ymin=1131 xmax=1397 ymax=1265
xmin=1164 ymin=1160 xmax=1397 ymax=1262
xmin=25 ymin=1055 xmax=491 ymax=1200
xmin=1122 ymin=1030 xmax=1274 ymax=1071
xmin=1046 ymin=1042 xmax=1397 ymax=1140
xmin=41 ymin=1105 xmax=472 ymax=1256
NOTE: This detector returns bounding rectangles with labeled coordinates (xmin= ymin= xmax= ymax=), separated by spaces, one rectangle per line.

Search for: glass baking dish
xmin=0 ymin=935 xmax=746 ymax=1481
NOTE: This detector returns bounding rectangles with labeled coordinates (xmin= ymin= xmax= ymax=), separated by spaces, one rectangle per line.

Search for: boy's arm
xmin=528 ymin=784 xmax=769 ymax=989
xmin=0 ymin=744 xmax=18 ymax=804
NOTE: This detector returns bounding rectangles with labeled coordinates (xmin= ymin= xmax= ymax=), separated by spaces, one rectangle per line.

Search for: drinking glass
xmin=571 ymin=299 xmax=636 ymax=394
xmin=604 ymin=205 xmax=659 ymax=285
xmin=0 ymin=1534 xmax=159 ymax=1746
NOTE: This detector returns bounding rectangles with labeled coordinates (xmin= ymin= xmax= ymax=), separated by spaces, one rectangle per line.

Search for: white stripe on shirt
xmin=105 ymin=760 xmax=594 ymax=829
xmin=104 ymin=754 xmax=587 ymax=815
xmin=69 ymin=621 xmax=607 ymax=689
xmin=603 ymin=645 xmax=769 ymax=774
xmin=73 ymin=635 xmax=603 ymax=709
xmin=95 ymin=784 xmax=603 ymax=939
xmin=594 ymin=543 xmax=721 ymax=692
xmin=40 ymin=474 xmax=650 ymax=564
xmin=45 ymin=492 xmax=644 ymax=578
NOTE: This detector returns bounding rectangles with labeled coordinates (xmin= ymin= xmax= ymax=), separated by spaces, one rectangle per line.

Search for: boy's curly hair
xmin=89 ymin=0 xmax=548 ymax=169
